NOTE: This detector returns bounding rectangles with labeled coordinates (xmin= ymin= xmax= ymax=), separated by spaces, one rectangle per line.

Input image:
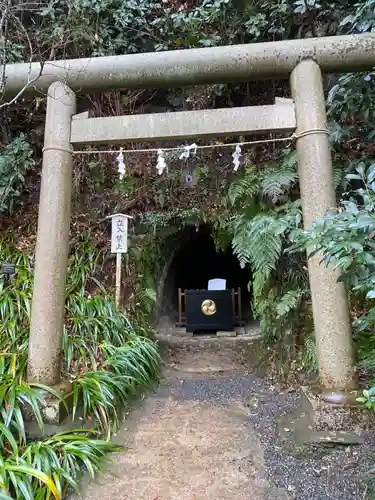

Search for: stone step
xmin=156 ymin=330 xmax=265 ymax=376
xmin=157 ymin=322 xmax=262 ymax=338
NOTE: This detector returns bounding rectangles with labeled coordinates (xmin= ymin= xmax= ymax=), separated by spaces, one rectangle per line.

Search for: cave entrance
xmin=160 ymin=226 xmax=252 ymax=331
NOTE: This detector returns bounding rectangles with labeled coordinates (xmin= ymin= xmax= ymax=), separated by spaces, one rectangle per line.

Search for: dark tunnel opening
xmin=161 ymin=226 xmax=252 ymax=325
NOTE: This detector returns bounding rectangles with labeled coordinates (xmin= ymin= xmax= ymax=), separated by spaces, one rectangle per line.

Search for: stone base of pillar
xmin=24 ymin=381 xmax=73 ymax=427
xmin=42 ymin=382 xmax=72 ymax=425
xmin=24 ymin=381 xmax=97 ymax=439
xmin=301 ymin=386 xmax=375 ymax=431
xmin=277 ymin=386 xmax=375 ymax=454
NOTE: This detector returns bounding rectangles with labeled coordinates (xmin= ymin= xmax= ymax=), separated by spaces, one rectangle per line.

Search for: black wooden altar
xmin=184 ymin=289 xmax=234 ymax=332
xmin=177 ymin=287 xmax=243 ymax=331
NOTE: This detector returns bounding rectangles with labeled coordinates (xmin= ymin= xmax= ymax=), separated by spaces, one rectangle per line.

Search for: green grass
xmin=0 ymin=235 xmax=161 ymax=498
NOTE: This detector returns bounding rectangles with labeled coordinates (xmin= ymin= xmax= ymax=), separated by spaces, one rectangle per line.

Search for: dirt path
xmin=78 ymin=339 xmax=372 ymax=500
xmin=83 ymin=396 xmax=283 ymax=500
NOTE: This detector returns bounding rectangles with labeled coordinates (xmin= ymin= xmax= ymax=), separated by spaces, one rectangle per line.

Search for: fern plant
xmin=260 ymin=149 xmax=298 ymax=204
xmin=231 ymin=202 xmax=302 ymax=286
xmin=232 ymin=212 xmax=283 ymax=274
xmin=227 ymin=151 xmax=313 ymax=375
xmin=227 ymin=163 xmax=261 ymax=207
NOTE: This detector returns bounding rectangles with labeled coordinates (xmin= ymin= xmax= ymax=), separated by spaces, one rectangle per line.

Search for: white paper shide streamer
xmin=232 ymin=144 xmax=242 ymax=171
xmin=117 ymin=148 xmax=126 ymax=179
xmin=179 ymin=143 xmax=198 ymax=160
xmin=156 ymin=149 xmax=167 ymax=175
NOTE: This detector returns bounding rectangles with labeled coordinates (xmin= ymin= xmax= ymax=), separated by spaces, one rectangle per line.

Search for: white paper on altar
xmin=208 ymin=278 xmax=226 ymax=290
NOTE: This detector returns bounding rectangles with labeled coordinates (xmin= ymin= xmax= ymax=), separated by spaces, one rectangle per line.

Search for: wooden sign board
xmin=107 ymin=213 xmax=133 ymax=310
xmin=110 ymin=214 xmax=132 ymax=254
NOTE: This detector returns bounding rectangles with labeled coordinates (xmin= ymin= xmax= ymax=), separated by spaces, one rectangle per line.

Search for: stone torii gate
xmin=4 ymin=34 xmax=375 ymax=398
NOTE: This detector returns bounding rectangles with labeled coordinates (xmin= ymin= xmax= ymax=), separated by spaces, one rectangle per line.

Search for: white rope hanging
xmin=71 ymin=135 xmax=296 ymax=180
xmin=73 ymin=135 xmax=294 ymax=155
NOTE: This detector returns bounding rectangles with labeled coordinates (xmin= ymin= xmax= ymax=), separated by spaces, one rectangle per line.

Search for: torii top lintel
xmin=3 ymin=34 xmax=375 ymax=96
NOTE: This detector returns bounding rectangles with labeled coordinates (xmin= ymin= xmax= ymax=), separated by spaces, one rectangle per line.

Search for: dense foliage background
xmin=1 ymin=0 xmax=375 ymax=496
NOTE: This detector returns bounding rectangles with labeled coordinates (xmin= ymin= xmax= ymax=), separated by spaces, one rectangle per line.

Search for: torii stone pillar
xmin=27 ymin=82 xmax=76 ymax=385
xmin=291 ymin=60 xmax=357 ymax=391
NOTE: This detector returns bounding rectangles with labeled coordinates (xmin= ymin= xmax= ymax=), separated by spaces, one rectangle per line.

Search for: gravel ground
xmin=167 ymin=373 xmax=375 ymax=500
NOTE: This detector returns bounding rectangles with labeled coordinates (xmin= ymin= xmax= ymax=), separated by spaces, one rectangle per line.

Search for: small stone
xmin=322 ymin=393 xmax=347 ymax=404
xmin=216 ymin=330 xmax=236 ymax=337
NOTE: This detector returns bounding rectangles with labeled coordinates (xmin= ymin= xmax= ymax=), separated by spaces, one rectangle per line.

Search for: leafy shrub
xmin=71 ymin=336 xmax=160 ymax=434
xmin=0 ymin=136 xmax=35 ymax=216
xmin=293 ymin=160 xmax=375 ymax=496
xmin=0 ymin=237 xmax=160 ymax=498
xmin=357 ymin=387 xmax=375 ymax=410
xmin=0 ymin=451 xmax=62 ymax=500
xmin=0 ymin=377 xmax=65 ymax=443
xmin=0 ymin=427 xmax=123 ymax=499
xmin=21 ymin=430 xmax=123 ymax=498
xmin=292 ymin=161 xmax=375 ymax=343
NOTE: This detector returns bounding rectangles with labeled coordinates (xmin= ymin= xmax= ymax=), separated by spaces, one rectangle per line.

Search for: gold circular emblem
xmin=201 ymin=299 xmax=216 ymax=316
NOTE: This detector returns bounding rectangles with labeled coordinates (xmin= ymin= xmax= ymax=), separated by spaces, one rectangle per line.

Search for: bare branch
xmin=0 ymin=62 xmax=44 ymax=110
xmin=0 ymin=0 xmax=47 ymax=108
xmin=0 ymin=0 xmax=11 ymax=93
